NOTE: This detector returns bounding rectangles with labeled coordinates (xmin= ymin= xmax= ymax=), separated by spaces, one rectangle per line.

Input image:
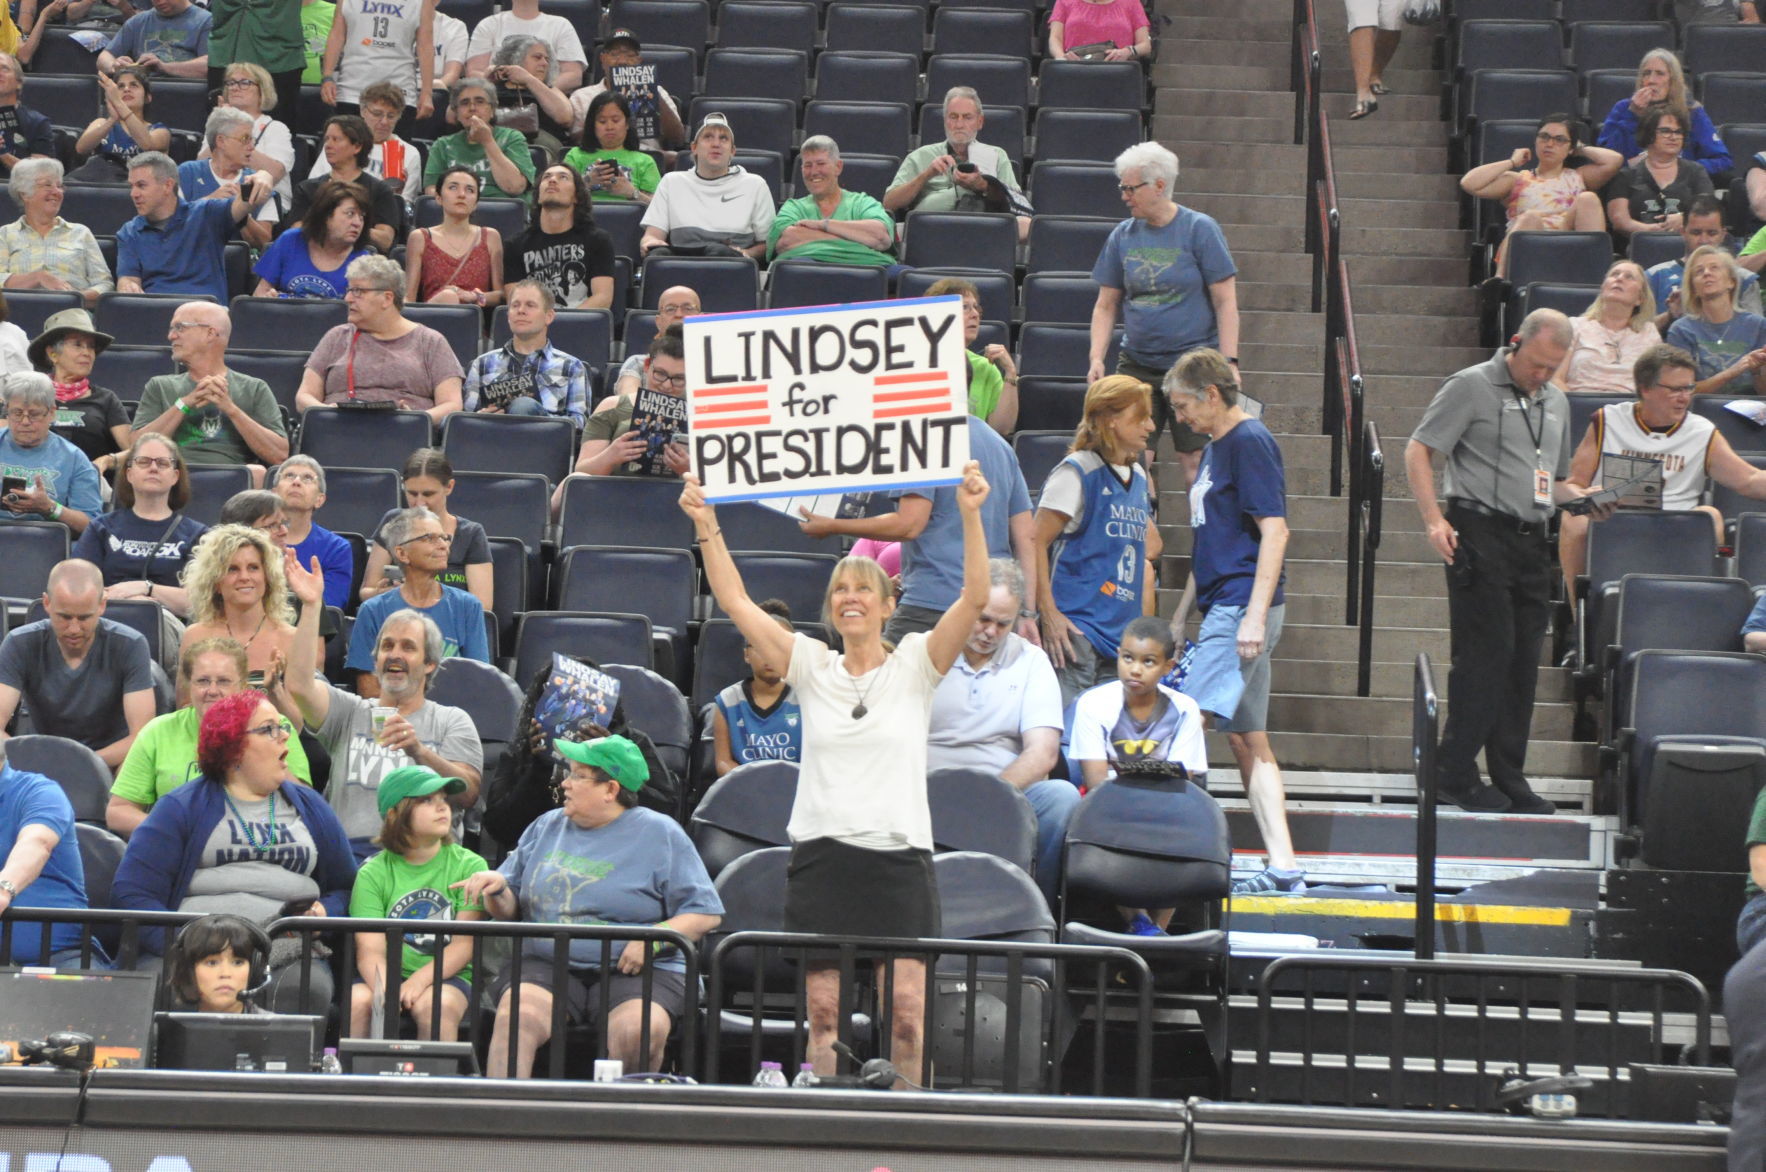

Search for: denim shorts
xmin=1180 ymin=603 xmax=1284 ymax=733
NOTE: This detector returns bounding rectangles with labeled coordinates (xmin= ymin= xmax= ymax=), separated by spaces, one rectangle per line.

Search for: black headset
xmin=171 ymin=914 xmax=275 ymax=1003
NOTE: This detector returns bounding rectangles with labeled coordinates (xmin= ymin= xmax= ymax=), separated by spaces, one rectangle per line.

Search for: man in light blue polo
xmin=116 ymin=152 xmax=272 ymax=305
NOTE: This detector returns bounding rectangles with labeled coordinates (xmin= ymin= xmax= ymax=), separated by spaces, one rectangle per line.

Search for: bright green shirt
xmin=422 ymin=128 xmax=537 ymax=201
xmin=111 ymin=706 xmax=312 ymax=809
xmin=350 ymin=843 xmax=489 ymax=979
xmin=766 ymin=188 xmax=896 ymax=266
xmin=564 ymin=147 xmax=661 ymax=202
xmin=298 ymin=0 xmax=335 ymax=85
xmin=209 ymin=0 xmax=307 ymax=75
xmin=966 ymin=349 xmax=1003 ymax=422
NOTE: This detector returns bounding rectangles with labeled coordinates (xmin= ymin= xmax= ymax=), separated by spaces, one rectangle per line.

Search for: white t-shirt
xmin=641 ymin=166 xmax=775 ymax=248
xmin=1069 ymin=681 xmax=1208 ymax=784
xmin=309 ymin=136 xmax=424 ymax=205
xmin=466 ymin=11 xmax=586 ymax=65
xmin=432 ymin=10 xmax=468 ymax=82
xmin=0 ymin=321 xmax=29 ymax=375
xmin=196 ymin=114 xmax=294 ymax=221
xmin=927 ymin=635 xmax=1063 ymax=776
xmin=336 ymin=0 xmax=427 ymax=103
xmin=783 ymin=631 xmax=944 ymax=852
xmin=1039 ymin=451 xmax=1140 ymax=536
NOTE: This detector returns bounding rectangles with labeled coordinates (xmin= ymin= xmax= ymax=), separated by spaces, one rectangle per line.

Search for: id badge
xmin=1533 ymin=465 xmax=1551 ymax=507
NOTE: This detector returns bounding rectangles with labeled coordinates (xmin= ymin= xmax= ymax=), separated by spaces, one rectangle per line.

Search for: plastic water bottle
xmin=319 ymin=1048 xmax=343 ymax=1075
xmin=751 ymin=1061 xmax=788 ymax=1088
xmin=790 ymin=1063 xmax=818 ymax=1088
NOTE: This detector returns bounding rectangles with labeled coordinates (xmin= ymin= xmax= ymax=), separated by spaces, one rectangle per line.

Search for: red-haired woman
xmin=112 ymin=691 xmax=356 ymax=1011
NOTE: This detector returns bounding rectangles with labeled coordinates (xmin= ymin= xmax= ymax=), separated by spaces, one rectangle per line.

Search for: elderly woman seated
xmin=294 ymin=254 xmax=463 ymax=423
xmin=456 ymin=735 xmax=721 ymax=1077
xmin=111 ymin=691 xmax=357 ymax=1013
xmin=0 ymin=372 xmax=103 ymax=533
xmin=0 ymin=158 xmax=114 ymax=304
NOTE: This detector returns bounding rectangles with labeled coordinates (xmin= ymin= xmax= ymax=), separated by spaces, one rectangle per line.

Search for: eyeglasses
xmin=1536 ymin=132 xmax=1572 ymax=145
xmin=168 ymin=321 xmax=215 ymax=333
xmin=190 ymin=676 xmax=239 ymax=690
xmin=399 ymin=531 xmax=452 ymax=547
xmin=224 ymin=77 xmax=258 ymax=89
xmin=130 ymin=455 xmax=175 ymax=470
xmin=1117 ymin=181 xmax=1151 ymax=195
xmin=278 ymin=470 xmax=319 ymax=484
xmin=1654 ymin=381 xmax=1697 ymax=394
xmin=658 ymin=302 xmax=699 ymax=316
xmin=245 ymin=721 xmax=290 ymax=741
xmin=1656 ymin=127 xmax=1686 ymax=138
xmin=649 ymin=368 xmax=688 ymax=389
xmin=344 ymin=284 xmax=391 ymax=298
xmin=5 ymin=408 xmax=48 ymax=422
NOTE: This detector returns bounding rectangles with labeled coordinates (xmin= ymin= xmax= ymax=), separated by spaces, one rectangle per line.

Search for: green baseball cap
xmin=377 ymin=765 xmax=466 ymax=817
xmin=555 ymin=734 xmax=649 ymax=792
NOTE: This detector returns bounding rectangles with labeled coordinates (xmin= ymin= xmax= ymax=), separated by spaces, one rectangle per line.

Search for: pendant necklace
xmin=847 ymin=660 xmax=879 ymax=720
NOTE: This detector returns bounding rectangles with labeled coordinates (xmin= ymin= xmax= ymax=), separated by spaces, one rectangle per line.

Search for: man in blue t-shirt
xmin=97 ymin=0 xmax=213 ymax=76
xmin=1090 ymin=141 xmax=1239 ymax=487
xmin=1646 ymin=197 xmax=1763 ymax=328
xmin=1166 ymin=349 xmax=1303 ymax=897
xmin=796 ymin=417 xmax=1038 ymax=644
xmin=345 ymin=507 xmax=489 ymax=693
xmin=117 ymin=152 xmax=273 ymax=305
xmin=0 ymin=760 xmax=90 ymax=966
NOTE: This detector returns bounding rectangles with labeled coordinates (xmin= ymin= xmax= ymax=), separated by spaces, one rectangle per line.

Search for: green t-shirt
xmin=965 ymin=349 xmax=1002 ymax=423
xmin=422 ymin=128 xmax=537 ymax=201
xmin=563 ymin=147 xmax=661 ymax=202
xmin=135 ymin=371 xmax=287 ymax=466
xmin=766 ymin=189 xmax=895 ymax=266
xmin=209 ymin=0 xmax=307 ymax=75
xmin=298 ymin=0 xmax=335 ymax=85
xmin=350 ymin=842 xmax=488 ymax=979
xmin=1746 ymin=786 xmax=1766 ymax=898
xmin=111 ymin=706 xmax=312 ymax=809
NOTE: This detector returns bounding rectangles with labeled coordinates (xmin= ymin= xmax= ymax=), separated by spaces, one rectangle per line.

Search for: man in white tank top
xmin=1560 ymin=342 xmax=1766 ymax=595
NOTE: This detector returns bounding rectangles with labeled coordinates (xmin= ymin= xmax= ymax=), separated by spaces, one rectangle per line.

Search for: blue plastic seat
xmin=823 ymin=3 xmax=924 ymax=58
xmin=296 ymin=465 xmax=402 ymax=539
xmin=925 ymin=53 xmax=1030 ymax=113
xmin=802 ymin=101 xmax=913 ymax=160
xmin=557 ymin=475 xmax=696 ymax=551
xmin=295 ymin=409 xmax=432 ymax=467
xmin=640 ymin=254 xmax=758 ymax=312
xmin=701 ymin=47 xmax=808 ymax=102
xmin=1026 ymin=215 xmax=1115 ymax=275
xmin=901 ymin=212 xmax=1018 ymax=273
xmin=226 ymin=296 xmax=348 ymax=355
xmin=1034 ymin=60 xmax=1145 ymax=111
xmin=1028 ymin=160 xmax=1119 ymax=218
xmin=768 ymin=261 xmax=890 ymax=309
xmin=715 ymin=0 xmax=817 ymax=54
xmin=607 ymin=0 xmax=711 ymax=50
xmin=413 ymin=195 xmax=528 ymax=244
xmin=96 ymin=293 xmax=214 ymax=347
xmin=1032 ymin=108 xmax=1143 ymax=165
xmin=814 ymin=51 xmax=919 ymax=107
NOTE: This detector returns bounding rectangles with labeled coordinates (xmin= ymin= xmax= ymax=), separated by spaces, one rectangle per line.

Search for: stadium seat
xmin=96 ymin=293 xmax=209 ymax=347
xmin=445 ymin=471 xmax=551 ymax=550
xmin=1582 ymin=69 xmax=1636 ymax=123
xmin=1504 ymin=232 xmax=1614 ymax=334
xmin=91 ymin=346 xmax=175 ymax=405
xmin=298 ymin=464 xmax=401 ymax=540
xmin=720 ymin=552 xmax=841 ymax=622
xmin=7 ymin=735 xmax=111 ymax=823
xmin=0 ymin=521 xmax=68 ymax=618
xmin=815 ymin=51 xmax=921 ymax=107
xmin=1693 ymin=396 xmax=1766 ymax=456
xmin=1560 ymin=0 xmax=1657 ymax=21
xmin=632 ymin=44 xmax=697 ymax=108
xmin=1014 ymin=375 xmax=1088 ymax=433
xmin=1032 ymin=108 xmax=1142 ymax=165
xmin=551 ymin=544 xmax=694 ymax=678
xmin=1026 ymin=215 xmax=1116 ymax=275
xmin=732 ymin=150 xmax=786 ymax=206
xmin=622 ymin=309 xmax=660 ymax=359
xmin=716 ymin=500 xmax=843 ymax=556
xmin=1020 ymin=323 xmax=1112 ymax=379
xmin=399 ymin=303 xmax=481 ymax=370
xmin=184 ymin=466 xmax=252 ymax=525
xmin=1035 ymin=60 xmax=1145 ymax=112
xmin=1700 ymin=74 xmax=1766 ymax=130
xmin=691 ymin=618 xmax=752 ymax=712
xmin=1455 ymin=21 xmax=1565 ymax=76
xmin=802 ymin=101 xmax=913 ymax=160
xmin=1601 ymin=573 xmax=1754 ymax=744
xmin=640 ymin=254 xmax=759 ymax=312
xmin=76 ymin=822 xmax=126 ymax=910
xmin=927 ymin=767 xmax=1037 ymax=875
xmin=608 ymin=0 xmax=711 ymax=50
xmin=690 ymin=760 xmax=798 ymax=877
xmin=1464 ymin=69 xmax=1580 ymax=129
xmin=483 ymin=535 xmax=529 ymax=648
xmin=716 ymin=0 xmax=817 ymax=54
xmin=926 ymin=54 xmax=1030 ymax=114
xmin=426 ymin=656 xmax=523 ymax=779
xmin=489 ymin=306 xmax=612 ymax=372
xmin=823 ymin=3 xmax=924 ymax=58
xmin=29 ymin=28 xmax=99 ymax=74
xmin=1627 ymin=232 xmax=1683 ymax=269
xmin=895 ymin=266 xmax=1013 ymax=324
xmin=225 ymin=350 xmax=309 ymax=422
xmin=828 ymin=152 xmax=901 ymax=204
xmin=932 ymin=7 xmax=1034 ymax=59
xmin=513 ymin=611 xmax=655 ymax=683
xmin=1516 ymin=282 xmax=1600 ymax=321
xmin=685 ymin=95 xmax=798 ymax=160
xmin=25 ymin=76 xmax=97 ymax=127
xmin=702 ymin=47 xmax=808 ymax=102
xmin=557 ymin=475 xmax=696 ymax=551
xmin=601 ymin=662 xmax=694 ymax=788
xmin=1566 ymin=21 xmax=1675 ymax=75
xmin=768 ymin=261 xmax=891 ymax=309
xmin=0 ymin=291 xmax=80 ymax=339
xmin=1021 ymin=272 xmax=1098 ymax=325
xmin=901 ymin=212 xmax=1018 ymax=274
xmin=1736 ymin=513 xmax=1766 ymax=588
xmin=442 ymin=415 xmax=575 ymax=484
xmin=1013 ymin=430 xmax=1073 ymax=492
xmin=413 ymin=195 xmax=528 ymax=244
xmin=227 ymin=296 xmax=347 ymax=354
xmin=1711 ymin=455 xmax=1766 ymax=532
xmin=594 ymin=200 xmax=646 ymax=262
xmin=917 ymin=102 xmax=1026 ymax=167
xmin=1565 ymin=391 xmax=1627 ymax=448
xmin=1579 ymin=510 xmax=1719 ymax=679
xmin=296 ymin=409 xmax=432 ymax=468
xmin=1028 ymin=160 xmax=1121 ymax=218
xmin=1684 ymin=24 xmax=1766 ymax=77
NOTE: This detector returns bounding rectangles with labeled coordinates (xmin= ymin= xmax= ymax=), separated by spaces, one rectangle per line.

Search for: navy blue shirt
xmin=0 ymin=102 xmax=55 ymax=167
xmin=1188 ymin=417 xmax=1287 ymax=611
xmin=73 ymin=508 xmax=209 ymax=589
xmin=116 ymin=196 xmax=236 ymax=304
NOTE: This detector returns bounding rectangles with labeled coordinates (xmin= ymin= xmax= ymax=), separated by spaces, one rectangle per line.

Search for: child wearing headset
xmin=167 ymin=914 xmax=275 ymax=1015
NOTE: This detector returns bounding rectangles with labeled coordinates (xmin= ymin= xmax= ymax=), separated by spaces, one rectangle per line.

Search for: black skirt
xmin=783 ymin=837 xmax=941 ymax=940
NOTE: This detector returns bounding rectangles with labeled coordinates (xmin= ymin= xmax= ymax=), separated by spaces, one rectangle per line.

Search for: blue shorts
xmin=1180 ymin=603 xmax=1284 ymax=733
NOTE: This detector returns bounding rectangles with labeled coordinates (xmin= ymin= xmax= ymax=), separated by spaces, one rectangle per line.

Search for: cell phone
xmin=2 ymin=476 xmax=27 ymax=498
xmin=382 ymin=565 xmax=404 ymax=584
xmin=955 ymin=161 xmax=978 ymax=174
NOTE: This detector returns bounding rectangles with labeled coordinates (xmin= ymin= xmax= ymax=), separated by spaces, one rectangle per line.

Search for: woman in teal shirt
xmin=564 ymin=91 xmax=660 ymax=205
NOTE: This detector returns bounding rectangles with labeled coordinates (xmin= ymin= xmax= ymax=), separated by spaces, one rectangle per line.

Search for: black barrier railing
xmin=705 ymin=930 xmax=1156 ymax=1097
xmin=1253 ymin=952 xmax=1712 ymax=1114
xmin=1412 ymin=653 xmax=1440 ymax=960
xmin=0 ymin=906 xmax=197 ymax=973
xmin=1350 ymin=419 xmax=1383 ymax=697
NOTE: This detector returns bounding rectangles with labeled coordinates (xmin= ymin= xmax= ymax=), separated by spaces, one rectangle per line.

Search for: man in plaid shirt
xmin=460 ymin=278 xmax=589 ymax=426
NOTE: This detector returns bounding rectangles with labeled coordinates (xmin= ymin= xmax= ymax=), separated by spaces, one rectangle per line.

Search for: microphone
xmin=829 ymin=1040 xmax=920 ymax=1090
xmin=20 ymin=1032 xmax=95 ymax=1071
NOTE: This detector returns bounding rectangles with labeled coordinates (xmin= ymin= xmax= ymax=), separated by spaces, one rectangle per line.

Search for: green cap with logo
xmin=554 ymin=734 xmax=649 ymax=792
xmin=377 ymin=764 xmax=466 ymax=817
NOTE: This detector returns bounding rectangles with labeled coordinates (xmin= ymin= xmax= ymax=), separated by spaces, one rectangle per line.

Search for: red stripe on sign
xmin=695 ymin=383 xmax=771 ymax=397
xmin=873 ymin=387 xmax=951 ymax=404
xmin=874 ymin=371 xmax=946 ymax=386
xmin=874 ymin=404 xmax=949 ymax=419
xmin=694 ymin=416 xmax=773 ymax=429
xmin=695 ymin=401 xmax=770 ymax=415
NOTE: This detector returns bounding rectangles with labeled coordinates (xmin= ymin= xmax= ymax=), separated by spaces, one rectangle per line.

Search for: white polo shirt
xmin=927 ymin=634 xmax=1063 ymax=777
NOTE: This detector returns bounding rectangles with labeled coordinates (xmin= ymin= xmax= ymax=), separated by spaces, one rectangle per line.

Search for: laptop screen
xmin=0 ymin=967 xmax=159 ymax=1069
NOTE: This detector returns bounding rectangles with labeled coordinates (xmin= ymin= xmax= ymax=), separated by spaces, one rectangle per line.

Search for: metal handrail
xmin=1413 ymin=653 xmax=1440 ymax=959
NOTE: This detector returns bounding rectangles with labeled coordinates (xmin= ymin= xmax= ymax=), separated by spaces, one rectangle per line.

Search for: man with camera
xmin=885 ymin=86 xmax=1029 ymax=241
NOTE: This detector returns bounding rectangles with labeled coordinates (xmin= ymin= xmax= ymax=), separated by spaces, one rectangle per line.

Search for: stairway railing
xmin=1293 ymin=0 xmax=1378 ymax=697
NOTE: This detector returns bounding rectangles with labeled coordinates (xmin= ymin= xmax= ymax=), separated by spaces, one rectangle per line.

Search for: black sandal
xmin=1370 ymin=81 xmax=1388 ymax=95
xmin=1350 ymin=98 xmax=1378 ymax=119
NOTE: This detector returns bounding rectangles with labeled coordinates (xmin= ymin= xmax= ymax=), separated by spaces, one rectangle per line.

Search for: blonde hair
xmin=182 ymin=524 xmax=292 ymax=628
xmin=1681 ymin=245 xmax=1740 ymax=318
xmin=225 ymin=62 xmax=278 ymax=111
xmin=1583 ymin=261 xmax=1657 ymax=332
xmin=179 ymin=636 xmax=248 ymax=684
xmin=1071 ymin=375 xmax=1152 ymax=465
xmin=820 ymin=555 xmax=895 ymax=632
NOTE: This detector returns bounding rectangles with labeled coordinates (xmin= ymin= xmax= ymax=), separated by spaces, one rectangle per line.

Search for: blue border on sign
xmin=703 ymin=473 xmax=965 ymax=506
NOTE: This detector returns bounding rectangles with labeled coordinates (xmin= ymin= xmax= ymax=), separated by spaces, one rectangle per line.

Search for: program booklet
xmin=531 ymin=654 xmax=621 ymax=756
xmin=627 ymin=387 xmax=688 ymax=477
xmin=757 ymin=491 xmax=875 ymax=522
xmin=608 ymin=63 xmax=661 ymax=143
xmin=1559 ymin=457 xmax=1663 ymax=515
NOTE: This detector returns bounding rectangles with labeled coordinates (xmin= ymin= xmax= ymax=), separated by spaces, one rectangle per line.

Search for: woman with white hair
xmin=294 ymin=254 xmax=464 ymax=423
xmin=1597 ymin=48 xmax=1731 ymax=177
xmin=1088 ymin=141 xmax=1238 ymax=487
xmin=180 ymin=106 xmax=279 ymax=250
xmin=0 ymin=372 xmax=103 ymax=533
xmin=0 ymin=158 xmax=113 ymax=304
xmin=489 ymin=34 xmax=573 ymax=165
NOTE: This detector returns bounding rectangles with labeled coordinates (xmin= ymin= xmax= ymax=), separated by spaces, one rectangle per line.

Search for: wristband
xmin=176 ymin=397 xmax=194 ymax=415
xmin=48 ymin=501 xmax=62 ymax=521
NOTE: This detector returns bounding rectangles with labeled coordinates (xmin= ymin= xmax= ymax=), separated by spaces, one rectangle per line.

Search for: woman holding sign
xmin=679 ymin=459 xmax=993 ymax=1089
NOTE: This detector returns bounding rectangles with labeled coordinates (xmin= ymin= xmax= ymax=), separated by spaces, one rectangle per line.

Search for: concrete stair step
xmin=1154 ymin=88 xmax=1299 ymax=120
xmin=1267 ymin=692 xmax=1574 ymax=741
xmin=1322 ymin=67 xmax=1444 ymax=96
xmin=1341 ymin=225 xmax=1470 ymax=258
xmin=1239 ymin=283 xmax=1328 ymax=313
xmin=1328 ymin=113 xmax=1454 ymax=146
xmin=1209 ymin=767 xmax=1595 ymax=813
xmin=1195 ymin=222 xmax=1305 ymax=253
xmin=1152 ymin=63 xmax=1442 ymax=97
xmin=1336 ymin=171 xmax=1462 ymax=202
xmin=1351 ymin=284 xmax=1477 ymax=316
xmin=1244 ymin=394 xmax=1429 ymax=436
xmin=1356 ymin=343 xmax=1489 ymax=376
xmin=1151 ymin=113 xmax=1293 ymax=145
xmin=1319 ymin=314 xmax=1478 ymax=348
xmin=1253 ymin=251 xmax=1468 ymax=289
xmin=1245 ymin=660 xmax=1573 ymax=703
xmin=1210 ymin=732 xmax=1595 ymax=776
xmin=1323 ymin=92 xmax=1442 ymax=122
xmin=1159 ymin=39 xmax=1290 ymax=69
xmin=1278 ymin=556 xmax=1440 ymax=596
xmin=1174 ymin=191 xmax=1463 ymax=231
xmin=1173 ymin=169 xmax=1308 ymax=198
xmin=1256 ymin=591 xmax=1445 ymax=626
xmin=1334 ymin=143 xmax=1450 ymax=173
xmin=1162 ymin=523 xmax=1439 ymax=563
xmin=1223 ymin=801 xmax=1607 ymax=870
xmin=1158 ymin=491 xmax=1426 ymax=532
xmin=1340 ymin=197 xmax=1463 ymax=230
xmin=1240 ymin=310 xmax=1323 ymax=347
xmin=1162 ymin=140 xmax=1303 ymax=171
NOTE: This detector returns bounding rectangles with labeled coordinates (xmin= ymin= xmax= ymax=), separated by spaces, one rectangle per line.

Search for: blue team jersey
xmin=1189 ymin=417 xmax=1287 ymax=611
xmin=1049 ymin=451 xmax=1152 ymax=660
xmin=713 ymin=681 xmax=802 ymax=765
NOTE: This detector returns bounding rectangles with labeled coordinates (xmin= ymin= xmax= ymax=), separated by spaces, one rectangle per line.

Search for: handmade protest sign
xmin=683 ymin=295 xmax=971 ymax=504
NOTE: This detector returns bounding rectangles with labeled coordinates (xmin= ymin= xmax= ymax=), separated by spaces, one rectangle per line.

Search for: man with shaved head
xmin=0 ymin=559 xmax=156 ymax=768
xmin=607 ymin=283 xmax=699 ymax=405
xmin=132 ymin=300 xmax=288 ymax=479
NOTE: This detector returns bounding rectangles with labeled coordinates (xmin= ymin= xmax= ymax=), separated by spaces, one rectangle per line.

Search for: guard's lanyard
xmin=1512 ymin=387 xmax=1549 ymax=506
